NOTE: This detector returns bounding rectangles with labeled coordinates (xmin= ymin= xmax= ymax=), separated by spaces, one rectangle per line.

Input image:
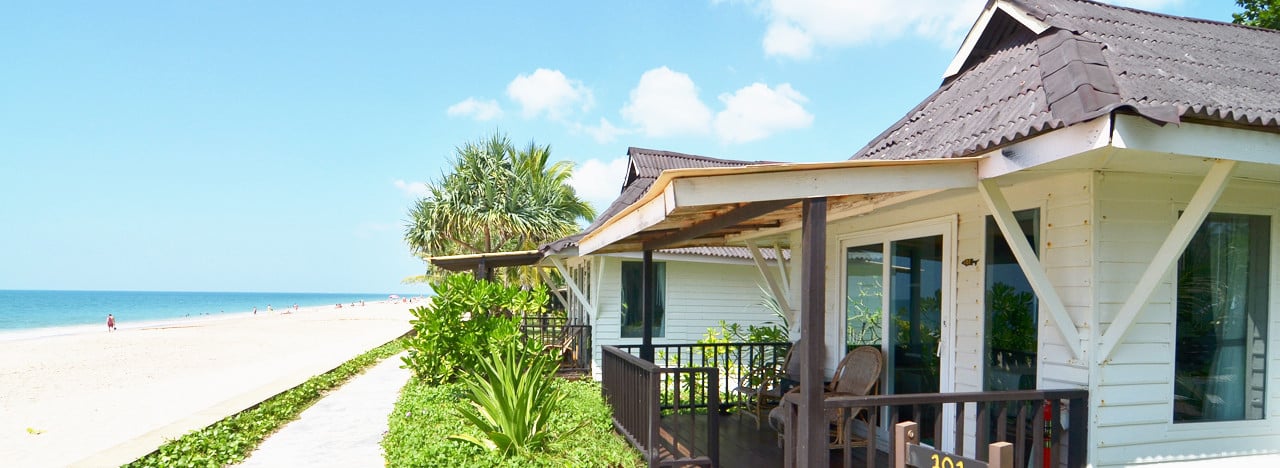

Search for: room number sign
xmin=907 ymin=444 xmax=988 ymax=468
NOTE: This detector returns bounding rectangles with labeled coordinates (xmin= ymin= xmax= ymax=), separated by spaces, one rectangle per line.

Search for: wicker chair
xmin=767 ymin=346 xmax=883 ymax=449
xmin=732 ymin=341 xmax=801 ymax=428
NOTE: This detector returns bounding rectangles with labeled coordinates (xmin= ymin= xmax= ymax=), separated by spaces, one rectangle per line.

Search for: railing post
xmin=647 ymin=359 xmax=660 ymax=467
xmin=1068 ymin=396 xmax=1087 ymax=468
xmin=708 ymin=367 xmax=720 ymax=467
xmin=895 ymin=421 xmax=918 ymax=468
xmin=990 ymin=441 xmax=1014 ymax=468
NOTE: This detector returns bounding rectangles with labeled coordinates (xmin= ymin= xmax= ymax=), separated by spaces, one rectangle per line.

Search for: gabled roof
xmin=854 ymin=0 xmax=1280 ymax=161
xmin=542 ymin=147 xmax=778 ymax=259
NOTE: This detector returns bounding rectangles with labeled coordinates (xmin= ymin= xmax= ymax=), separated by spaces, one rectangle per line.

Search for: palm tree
xmin=405 ymin=132 xmax=595 ymax=285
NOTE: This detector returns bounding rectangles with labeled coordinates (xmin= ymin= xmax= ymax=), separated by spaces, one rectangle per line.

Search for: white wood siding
xmin=588 ymin=255 xmax=779 ymax=376
xmin=1092 ymin=171 xmax=1280 ymax=466
xmin=822 ymin=172 xmax=1093 ymax=388
xmin=821 ymin=171 xmax=1094 ymax=453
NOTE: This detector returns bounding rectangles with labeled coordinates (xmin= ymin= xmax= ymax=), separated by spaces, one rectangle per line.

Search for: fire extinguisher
xmin=1042 ymin=400 xmax=1053 ymax=466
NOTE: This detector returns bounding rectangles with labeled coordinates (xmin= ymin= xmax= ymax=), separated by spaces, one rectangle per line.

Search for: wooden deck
xmin=655 ymin=410 xmax=889 ymax=467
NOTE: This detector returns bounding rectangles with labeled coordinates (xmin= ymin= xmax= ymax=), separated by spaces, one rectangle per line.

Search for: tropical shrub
xmin=451 ymin=341 xmax=565 ymax=456
xmin=382 ymin=379 xmax=641 ymax=468
xmin=402 ymin=273 xmax=548 ymax=384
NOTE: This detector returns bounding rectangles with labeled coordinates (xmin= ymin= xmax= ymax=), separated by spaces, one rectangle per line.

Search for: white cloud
xmin=714 ymin=83 xmax=813 ymax=144
xmin=763 ymin=22 xmax=814 ymax=59
xmin=620 ymin=66 xmax=712 ymax=137
xmin=393 ymin=179 xmax=430 ymax=198
xmin=569 ymin=157 xmax=629 ymax=213
xmin=505 ymin=68 xmax=594 ymax=120
xmin=578 ymin=118 xmax=631 ymax=144
xmin=747 ymin=0 xmax=984 ymax=59
xmin=446 ymin=97 xmax=503 ymax=121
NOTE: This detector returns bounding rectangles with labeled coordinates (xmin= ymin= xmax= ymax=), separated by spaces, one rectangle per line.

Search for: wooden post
xmin=640 ymin=249 xmax=655 ymax=362
xmin=895 ymin=421 xmax=919 ymax=468
xmin=797 ymin=197 xmax=828 ymax=468
xmin=989 ymin=441 xmax=1014 ymax=468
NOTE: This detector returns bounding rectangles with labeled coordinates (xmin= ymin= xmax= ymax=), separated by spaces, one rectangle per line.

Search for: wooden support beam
xmin=642 ymin=199 xmax=798 ymax=250
xmin=797 ymin=198 xmax=828 ymax=468
xmin=591 ymin=256 xmax=605 ymax=319
xmin=640 ymin=250 xmax=655 ymax=362
xmin=773 ymin=242 xmax=791 ymax=294
xmin=747 ymin=241 xmax=792 ymax=322
xmin=1096 ymin=159 xmax=1236 ymax=363
xmin=978 ymin=179 xmax=1083 ymax=359
xmin=538 ymin=267 xmax=571 ymax=313
xmin=549 ymin=257 xmax=595 ymax=319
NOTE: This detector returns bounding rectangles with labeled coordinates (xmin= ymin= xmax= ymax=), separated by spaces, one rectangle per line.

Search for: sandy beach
xmin=0 ymin=301 xmax=416 ymax=467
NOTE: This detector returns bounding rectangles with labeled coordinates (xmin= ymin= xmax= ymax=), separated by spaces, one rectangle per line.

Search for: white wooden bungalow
xmin=583 ymin=1 xmax=1280 ymax=466
xmin=540 ymin=147 xmax=791 ymax=377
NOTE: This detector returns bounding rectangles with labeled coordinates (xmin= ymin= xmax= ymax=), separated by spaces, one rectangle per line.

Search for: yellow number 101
xmin=931 ymin=453 xmax=965 ymax=468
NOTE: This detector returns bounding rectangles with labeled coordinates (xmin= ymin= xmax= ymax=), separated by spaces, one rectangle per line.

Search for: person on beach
xmin=253 ymin=306 xmax=257 ymax=315
xmin=267 ymin=304 xmax=273 ymax=313
xmin=293 ymin=303 xmax=298 ymax=312
xmin=106 ymin=314 xmax=116 ymax=332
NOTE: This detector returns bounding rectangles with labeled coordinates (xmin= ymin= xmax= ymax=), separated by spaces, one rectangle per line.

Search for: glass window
xmin=889 ymin=236 xmax=944 ymax=397
xmin=1174 ymin=213 xmax=1269 ymax=422
xmin=621 ymin=261 xmax=665 ymax=338
xmin=846 ymin=244 xmax=884 ymax=350
xmin=985 ymin=209 xmax=1040 ymax=392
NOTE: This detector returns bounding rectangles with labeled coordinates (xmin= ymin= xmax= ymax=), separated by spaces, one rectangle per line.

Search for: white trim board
xmin=979 ymin=179 xmax=1083 ymax=359
xmin=1112 ymin=114 xmax=1280 ymax=166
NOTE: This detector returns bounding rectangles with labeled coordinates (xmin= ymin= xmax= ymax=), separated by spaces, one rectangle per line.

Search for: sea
xmin=0 ymin=289 xmax=420 ymax=333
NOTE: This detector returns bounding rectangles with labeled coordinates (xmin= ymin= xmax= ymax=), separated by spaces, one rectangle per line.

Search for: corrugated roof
xmin=665 ymin=246 xmax=790 ymax=261
xmin=854 ymin=0 xmax=1280 ymax=161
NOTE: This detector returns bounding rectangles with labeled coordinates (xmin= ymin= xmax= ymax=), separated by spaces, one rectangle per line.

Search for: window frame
xmin=620 ymin=260 xmax=666 ymax=338
xmin=1167 ymin=205 xmax=1276 ymax=432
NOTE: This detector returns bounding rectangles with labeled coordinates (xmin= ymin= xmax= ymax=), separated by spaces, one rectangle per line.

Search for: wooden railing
xmin=519 ymin=315 xmax=591 ymax=372
xmin=602 ymin=346 xmax=720 ymax=467
xmin=780 ymin=389 xmax=1088 ymax=468
xmin=615 ymin=341 xmax=791 ymax=410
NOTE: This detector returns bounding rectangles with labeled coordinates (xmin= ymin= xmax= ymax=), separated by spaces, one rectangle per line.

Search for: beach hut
xmin=581 ymin=0 xmax=1280 ymax=466
xmin=541 ymin=147 xmax=792 ymax=378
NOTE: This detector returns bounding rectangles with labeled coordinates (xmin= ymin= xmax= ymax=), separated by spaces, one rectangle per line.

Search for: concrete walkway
xmin=237 ymin=352 xmax=411 ymax=468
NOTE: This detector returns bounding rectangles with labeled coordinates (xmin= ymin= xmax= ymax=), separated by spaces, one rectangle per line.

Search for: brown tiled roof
xmin=541 ymin=147 xmax=776 ymax=257
xmin=853 ymin=0 xmax=1280 ymax=161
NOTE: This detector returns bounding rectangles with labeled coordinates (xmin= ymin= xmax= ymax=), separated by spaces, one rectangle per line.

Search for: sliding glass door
xmin=843 ymin=221 xmax=953 ymax=447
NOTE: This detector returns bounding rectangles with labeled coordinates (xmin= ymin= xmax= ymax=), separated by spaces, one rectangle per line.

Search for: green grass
xmin=125 ymin=337 xmax=407 ymax=468
xmin=382 ymin=378 xmax=642 ymax=468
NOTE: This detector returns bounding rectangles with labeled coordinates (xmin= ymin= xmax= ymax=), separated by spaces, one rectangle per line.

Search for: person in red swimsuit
xmin=106 ymin=314 xmax=116 ymax=332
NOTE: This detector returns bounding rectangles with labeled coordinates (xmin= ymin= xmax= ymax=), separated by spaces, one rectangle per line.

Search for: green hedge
xmin=382 ymin=378 xmax=641 ymax=468
xmin=126 ymin=338 xmax=407 ymax=467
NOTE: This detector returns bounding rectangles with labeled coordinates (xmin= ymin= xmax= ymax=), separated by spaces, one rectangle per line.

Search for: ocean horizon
xmin=0 ymin=289 xmax=425 ymax=331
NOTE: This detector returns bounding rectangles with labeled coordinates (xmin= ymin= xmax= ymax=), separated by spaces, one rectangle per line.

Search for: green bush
xmin=451 ymin=341 xmax=564 ymax=456
xmin=383 ymin=378 xmax=641 ymax=468
xmin=402 ymin=273 xmax=548 ymax=384
xmin=126 ymin=338 xmax=406 ymax=467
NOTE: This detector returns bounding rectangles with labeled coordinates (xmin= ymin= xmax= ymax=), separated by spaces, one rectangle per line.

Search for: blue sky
xmin=0 ymin=1 xmax=1238 ymax=294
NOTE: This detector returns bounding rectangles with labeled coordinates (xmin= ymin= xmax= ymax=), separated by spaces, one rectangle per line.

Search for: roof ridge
xmin=1068 ymin=15 xmax=1280 ymax=56
xmin=626 ymin=146 xmax=772 ymax=166
xmin=1018 ymin=0 xmax=1280 ymax=35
